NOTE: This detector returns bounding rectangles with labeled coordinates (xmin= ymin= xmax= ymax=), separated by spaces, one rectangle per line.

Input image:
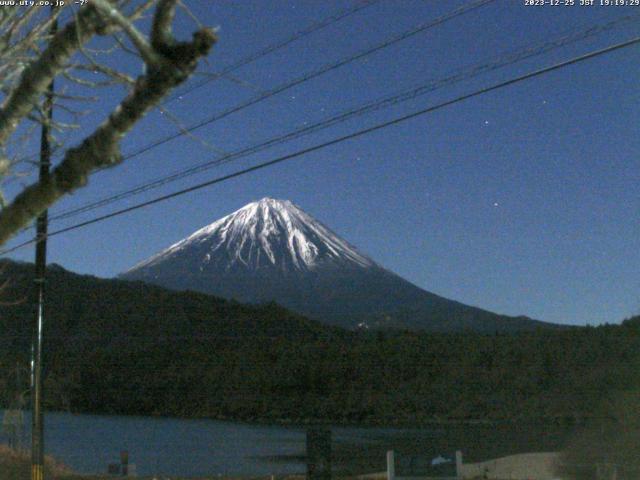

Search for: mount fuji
xmin=121 ymin=198 xmax=549 ymax=332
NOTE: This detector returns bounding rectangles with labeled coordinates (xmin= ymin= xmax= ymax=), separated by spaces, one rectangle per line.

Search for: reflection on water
xmin=0 ymin=410 xmax=573 ymax=477
xmin=2 ymin=410 xmax=308 ymax=477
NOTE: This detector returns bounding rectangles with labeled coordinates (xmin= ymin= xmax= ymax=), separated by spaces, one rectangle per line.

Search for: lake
xmin=0 ymin=410 xmax=574 ymax=477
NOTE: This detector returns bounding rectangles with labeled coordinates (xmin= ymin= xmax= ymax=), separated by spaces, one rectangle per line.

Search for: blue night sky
xmin=3 ymin=0 xmax=639 ymax=326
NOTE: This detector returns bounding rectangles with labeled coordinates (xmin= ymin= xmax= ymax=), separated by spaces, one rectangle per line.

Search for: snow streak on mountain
xmin=122 ymin=198 xmax=550 ymax=332
xmin=128 ymin=198 xmax=374 ymax=275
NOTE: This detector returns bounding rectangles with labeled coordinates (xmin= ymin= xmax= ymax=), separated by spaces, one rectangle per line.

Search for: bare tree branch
xmin=151 ymin=0 xmax=177 ymax=50
xmin=0 ymin=6 xmax=110 ymax=146
xmin=0 ymin=3 xmax=216 ymax=245
xmin=92 ymin=0 xmax=160 ymax=65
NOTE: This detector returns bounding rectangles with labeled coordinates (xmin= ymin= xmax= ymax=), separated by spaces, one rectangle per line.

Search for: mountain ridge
xmin=121 ymin=198 xmax=553 ymax=332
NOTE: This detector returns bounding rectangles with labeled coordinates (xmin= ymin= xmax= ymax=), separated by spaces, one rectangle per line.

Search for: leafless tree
xmin=0 ymin=0 xmax=216 ymax=246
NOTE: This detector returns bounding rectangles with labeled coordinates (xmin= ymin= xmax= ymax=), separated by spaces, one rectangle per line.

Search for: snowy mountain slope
xmin=126 ymin=198 xmax=374 ymax=275
xmin=121 ymin=198 xmax=551 ymax=332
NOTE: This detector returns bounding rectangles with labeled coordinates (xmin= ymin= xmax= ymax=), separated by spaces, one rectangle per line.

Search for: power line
xmin=2 ymin=35 xmax=638 ymax=257
xmin=12 ymin=1 xmax=379 ymax=168
xmin=164 ymin=0 xmax=381 ymax=104
xmin=49 ymin=12 xmax=640 ymax=223
xmin=114 ymin=0 xmax=496 ymax=163
xmin=11 ymin=0 xmax=494 ymax=210
xmin=18 ymin=0 xmax=491 ymax=172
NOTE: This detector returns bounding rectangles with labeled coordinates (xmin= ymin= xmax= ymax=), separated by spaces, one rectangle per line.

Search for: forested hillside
xmin=0 ymin=260 xmax=638 ymax=425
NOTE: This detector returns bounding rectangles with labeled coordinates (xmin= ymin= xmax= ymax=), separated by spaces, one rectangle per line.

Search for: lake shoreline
xmin=1 ymin=409 xmax=576 ymax=478
xmin=20 ymin=406 xmax=583 ymax=430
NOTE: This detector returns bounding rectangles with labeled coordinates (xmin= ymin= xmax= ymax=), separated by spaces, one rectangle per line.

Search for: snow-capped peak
xmin=126 ymin=198 xmax=376 ymax=274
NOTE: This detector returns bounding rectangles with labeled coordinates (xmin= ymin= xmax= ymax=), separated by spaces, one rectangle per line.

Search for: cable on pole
xmin=30 ymin=5 xmax=57 ymax=480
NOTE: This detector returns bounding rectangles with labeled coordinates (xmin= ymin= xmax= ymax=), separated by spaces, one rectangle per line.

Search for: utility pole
xmin=31 ymin=7 xmax=57 ymax=480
